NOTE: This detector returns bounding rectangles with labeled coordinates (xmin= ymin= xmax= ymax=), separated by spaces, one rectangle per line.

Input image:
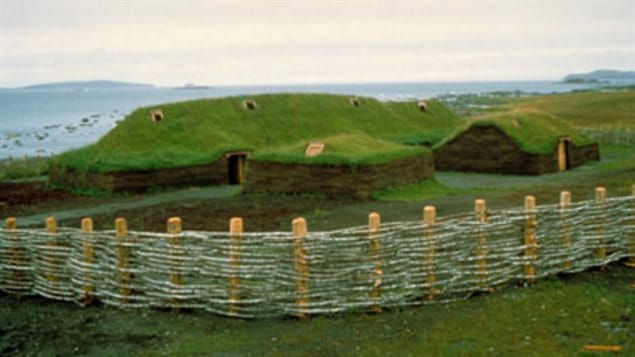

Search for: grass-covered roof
xmin=435 ymin=110 xmax=596 ymax=154
xmin=54 ymin=93 xmax=461 ymax=172
xmin=252 ymin=134 xmax=427 ymax=166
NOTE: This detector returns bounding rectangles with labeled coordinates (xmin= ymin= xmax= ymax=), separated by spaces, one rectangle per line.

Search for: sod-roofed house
xmin=432 ymin=111 xmax=599 ymax=175
xmin=50 ymin=93 xmax=462 ymax=197
xmin=244 ymin=134 xmax=433 ymax=197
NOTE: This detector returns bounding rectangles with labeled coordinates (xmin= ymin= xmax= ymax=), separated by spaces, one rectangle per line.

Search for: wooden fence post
xmin=625 ymin=184 xmax=635 ymax=268
xmin=6 ymin=217 xmax=16 ymax=230
xmin=475 ymin=199 xmax=489 ymax=291
xmin=594 ymin=187 xmax=607 ymax=265
xmin=5 ymin=217 xmax=21 ymax=292
xmin=423 ymin=205 xmax=438 ymax=300
xmin=46 ymin=216 xmax=59 ymax=285
xmin=368 ymin=212 xmax=382 ymax=312
xmin=80 ymin=217 xmax=94 ymax=303
xmin=293 ymin=217 xmax=309 ymax=319
xmin=560 ymin=191 xmax=572 ymax=270
xmin=523 ymin=196 xmax=537 ymax=284
xmin=115 ymin=217 xmax=131 ymax=305
xmin=167 ymin=217 xmax=183 ymax=309
xmin=229 ymin=217 xmax=243 ymax=316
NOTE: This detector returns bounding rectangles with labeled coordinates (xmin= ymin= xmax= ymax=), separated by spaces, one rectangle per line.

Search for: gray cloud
xmin=1 ymin=0 xmax=633 ymax=86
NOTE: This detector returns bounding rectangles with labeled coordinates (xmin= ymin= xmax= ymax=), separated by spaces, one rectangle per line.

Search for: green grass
xmin=252 ymin=133 xmax=428 ymax=165
xmin=0 ymin=157 xmax=50 ymax=181
xmin=512 ymin=89 xmax=635 ymax=128
xmin=151 ymin=267 xmax=634 ymax=356
xmin=438 ymin=91 xmax=528 ymax=117
xmin=435 ymin=110 xmax=596 ymax=154
xmin=372 ymin=179 xmax=466 ymax=201
xmin=53 ymin=93 xmax=461 ymax=173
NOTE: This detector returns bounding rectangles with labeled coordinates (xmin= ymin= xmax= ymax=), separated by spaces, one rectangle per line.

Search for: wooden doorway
xmin=557 ymin=137 xmax=571 ymax=172
xmin=226 ymin=152 xmax=248 ymax=185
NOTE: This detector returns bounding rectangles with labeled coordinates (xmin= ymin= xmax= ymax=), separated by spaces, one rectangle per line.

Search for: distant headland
xmin=6 ymin=80 xmax=155 ymax=91
xmin=562 ymin=69 xmax=635 ymax=84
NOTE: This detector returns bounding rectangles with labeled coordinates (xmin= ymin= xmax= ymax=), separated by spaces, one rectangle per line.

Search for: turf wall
xmin=243 ymin=153 xmax=434 ymax=198
xmin=49 ymin=160 xmax=228 ymax=192
xmin=433 ymin=126 xmax=599 ymax=175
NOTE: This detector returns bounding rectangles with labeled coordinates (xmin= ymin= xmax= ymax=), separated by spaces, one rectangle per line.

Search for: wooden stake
xmin=5 ymin=217 xmax=28 ymax=293
xmin=423 ymin=206 xmax=438 ymax=301
xmin=46 ymin=216 xmax=57 ymax=234
xmin=626 ymin=184 xmax=635 ymax=268
xmin=594 ymin=187 xmax=607 ymax=265
xmin=475 ymin=199 xmax=489 ymax=291
xmin=6 ymin=217 xmax=16 ymax=230
xmin=293 ymin=217 xmax=309 ymax=319
xmin=368 ymin=212 xmax=382 ymax=312
xmin=167 ymin=217 xmax=183 ymax=309
xmin=115 ymin=217 xmax=131 ymax=305
xmin=523 ymin=196 xmax=537 ymax=284
xmin=560 ymin=191 xmax=573 ymax=270
xmin=46 ymin=216 xmax=59 ymax=284
xmin=229 ymin=217 xmax=243 ymax=315
xmin=80 ymin=217 xmax=94 ymax=303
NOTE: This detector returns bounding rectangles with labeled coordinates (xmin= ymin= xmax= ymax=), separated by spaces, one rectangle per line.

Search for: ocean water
xmin=0 ymin=80 xmax=619 ymax=159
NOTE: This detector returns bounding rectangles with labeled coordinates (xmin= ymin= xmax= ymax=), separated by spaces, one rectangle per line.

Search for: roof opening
xmin=243 ymin=99 xmax=257 ymax=110
xmin=150 ymin=109 xmax=164 ymax=123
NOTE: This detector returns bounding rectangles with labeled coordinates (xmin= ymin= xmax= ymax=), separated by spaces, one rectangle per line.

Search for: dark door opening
xmin=227 ymin=153 xmax=247 ymax=185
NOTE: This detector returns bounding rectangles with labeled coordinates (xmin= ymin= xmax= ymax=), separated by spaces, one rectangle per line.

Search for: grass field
xmin=513 ymin=89 xmax=635 ymax=128
xmin=439 ymin=87 xmax=635 ymax=129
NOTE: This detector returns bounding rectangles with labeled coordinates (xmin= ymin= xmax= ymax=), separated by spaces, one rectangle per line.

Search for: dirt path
xmin=8 ymin=185 xmax=239 ymax=228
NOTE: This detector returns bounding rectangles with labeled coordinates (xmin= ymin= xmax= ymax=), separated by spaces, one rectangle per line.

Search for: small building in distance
xmin=433 ymin=111 xmax=599 ymax=175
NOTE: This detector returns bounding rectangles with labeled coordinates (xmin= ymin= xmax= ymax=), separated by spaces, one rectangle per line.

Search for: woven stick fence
xmin=1 ymin=186 xmax=634 ymax=319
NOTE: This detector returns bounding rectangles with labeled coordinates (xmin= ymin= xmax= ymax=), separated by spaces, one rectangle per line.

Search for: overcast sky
xmin=1 ymin=0 xmax=633 ymax=87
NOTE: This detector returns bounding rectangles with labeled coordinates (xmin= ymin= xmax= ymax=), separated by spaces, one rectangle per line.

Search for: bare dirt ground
xmin=0 ymin=182 xmax=76 ymax=210
xmin=1 ymin=181 xmax=356 ymax=232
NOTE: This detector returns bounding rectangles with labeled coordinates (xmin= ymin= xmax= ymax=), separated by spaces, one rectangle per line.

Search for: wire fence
xmin=1 ymin=188 xmax=633 ymax=319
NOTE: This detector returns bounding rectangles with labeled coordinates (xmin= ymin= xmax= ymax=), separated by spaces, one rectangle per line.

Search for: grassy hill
xmin=512 ymin=89 xmax=635 ymax=128
xmin=53 ymin=93 xmax=460 ymax=173
xmin=435 ymin=110 xmax=596 ymax=154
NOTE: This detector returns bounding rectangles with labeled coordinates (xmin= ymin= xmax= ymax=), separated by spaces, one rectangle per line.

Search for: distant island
xmin=11 ymin=80 xmax=155 ymax=91
xmin=562 ymin=69 xmax=635 ymax=83
xmin=174 ymin=83 xmax=214 ymax=90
